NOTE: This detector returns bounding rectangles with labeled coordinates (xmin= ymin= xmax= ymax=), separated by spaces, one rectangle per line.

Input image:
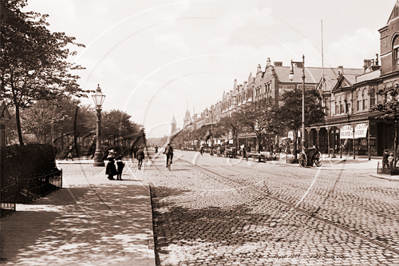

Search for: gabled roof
xmin=331 ymin=71 xmax=364 ymax=92
xmin=273 ymin=66 xmax=362 ymax=84
xmin=387 ymin=1 xmax=399 ymax=24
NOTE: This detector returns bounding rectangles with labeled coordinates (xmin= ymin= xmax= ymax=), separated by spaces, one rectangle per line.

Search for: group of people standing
xmin=105 ymin=151 xmax=125 ymax=180
xmin=105 ymin=146 xmax=146 ymax=180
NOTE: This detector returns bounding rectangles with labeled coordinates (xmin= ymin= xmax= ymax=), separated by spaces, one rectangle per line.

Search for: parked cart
xmin=298 ymin=147 xmax=322 ymax=167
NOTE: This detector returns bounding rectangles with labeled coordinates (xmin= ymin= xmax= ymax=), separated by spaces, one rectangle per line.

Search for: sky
xmin=23 ymin=0 xmax=396 ymax=138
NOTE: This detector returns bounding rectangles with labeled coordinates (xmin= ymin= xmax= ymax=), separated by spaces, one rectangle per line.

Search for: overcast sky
xmin=24 ymin=0 xmax=396 ymax=137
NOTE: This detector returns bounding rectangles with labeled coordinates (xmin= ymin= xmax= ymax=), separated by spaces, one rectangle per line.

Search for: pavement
xmin=1 ymin=160 xmax=156 ymax=266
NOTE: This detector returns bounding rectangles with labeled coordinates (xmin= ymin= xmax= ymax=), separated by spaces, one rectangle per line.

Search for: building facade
xmin=307 ymin=2 xmax=399 ymax=156
xmin=183 ymin=2 xmax=399 ymax=155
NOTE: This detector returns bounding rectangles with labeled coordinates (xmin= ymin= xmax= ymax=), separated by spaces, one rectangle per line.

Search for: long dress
xmin=105 ymin=158 xmax=117 ymax=178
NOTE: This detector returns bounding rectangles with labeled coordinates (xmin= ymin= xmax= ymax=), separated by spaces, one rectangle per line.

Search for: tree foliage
xmin=236 ymin=98 xmax=280 ymax=152
xmin=372 ymin=84 xmax=399 ymax=120
xmin=277 ymin=88 xmax=326 ymax=156
xmin=1 ymin=0 xmax=90 ymax=144
xmin=20 ymin=98 xmax=94 ymax=144
xmin=102 ymin=110 xmax=141 ymax=142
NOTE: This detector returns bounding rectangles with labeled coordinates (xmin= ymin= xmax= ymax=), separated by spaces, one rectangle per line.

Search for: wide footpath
xmin=1 ymin=160 xmax=156 ymax=266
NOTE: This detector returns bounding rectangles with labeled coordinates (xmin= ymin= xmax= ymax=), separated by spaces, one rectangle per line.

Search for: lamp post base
xmin=93 ymin=151 xmax=105 ymax=167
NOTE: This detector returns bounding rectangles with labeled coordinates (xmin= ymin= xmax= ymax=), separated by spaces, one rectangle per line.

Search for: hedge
xmin=1 ymin=144 xmax=58 ymax=188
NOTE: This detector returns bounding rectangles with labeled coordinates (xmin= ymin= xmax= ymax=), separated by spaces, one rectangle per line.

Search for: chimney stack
xmin=273 ymin=61 xmax=283 ymax=67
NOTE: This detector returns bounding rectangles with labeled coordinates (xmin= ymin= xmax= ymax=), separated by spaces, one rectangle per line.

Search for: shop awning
xmin=340 ymin=125 xmax=353 ymax=139
xmin=340 ymin=124 xmax=368 ymax=139
xmin=354 ymin=124 xmax=368 ymax=138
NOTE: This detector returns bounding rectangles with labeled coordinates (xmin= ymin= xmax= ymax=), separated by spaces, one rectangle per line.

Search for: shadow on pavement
xmin=1 ymin=183 xmax=154 ymax=266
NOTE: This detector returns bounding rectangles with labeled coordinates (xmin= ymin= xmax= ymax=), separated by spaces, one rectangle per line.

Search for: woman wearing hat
xmin=106 ymin=151 xmax=118 ymax=180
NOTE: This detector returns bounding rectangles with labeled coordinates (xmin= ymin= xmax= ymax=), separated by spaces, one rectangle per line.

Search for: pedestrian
xmin=164 ymin=143 xmax=174 ymax=167
xmin=382 ymin=149 xmax=389 ymax=169
xmin=155 ymin=145 xmax=158 ymax=153
xmin=136 ymin=146 xmax=145 ymax=170
xmin=66 ymin=145 xmax=74 ymax=161
xmin=241 ymin=145 xmax=248 ymax=161
xmin=199 ymin=145 xmax=204 ymax=156
xmin=116 ymin=156 xmax=125 ymax=180
xmin=105 ymin=153 xmax=117 ymax=180
xmin=388 ymin=152 xmax=394 ymax=169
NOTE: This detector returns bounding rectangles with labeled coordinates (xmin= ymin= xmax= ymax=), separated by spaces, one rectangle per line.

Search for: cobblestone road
xmin=142 ymin=150 xmax=399 ymax=266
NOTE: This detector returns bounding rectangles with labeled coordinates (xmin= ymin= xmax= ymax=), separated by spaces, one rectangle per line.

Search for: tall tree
xmin=102 ymin=110 xmax=141 ymax=144
xmin=372 ymin=84 xmax=399 ymax=162
xmin=1 ymin=0 xmax=89 ymax=145
xmin=21 ymin=97 xmax=95 ymax=144
xmin=217 ymin=112 xmax=242 ymax=150
xmin=277 ymin=88 xmax=326 ymax=158
xmin=237 ymin=98 xmax=280 ymax=152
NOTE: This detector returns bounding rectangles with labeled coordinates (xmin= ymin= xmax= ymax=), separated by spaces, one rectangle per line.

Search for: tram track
xmin=216 ymin=161 xmax=399 ymax=222
xmin=175 ymin=155 xmax=399 ymax=255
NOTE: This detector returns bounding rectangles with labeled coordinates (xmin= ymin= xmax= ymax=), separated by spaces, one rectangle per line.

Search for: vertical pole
xmin=327 ymin=127 xmax=330 ymax=157
xmin=302 ymin=55 xmax=305 ymax=151
xmin=368 ymin=125 xmax=371 ymax=160
xmin=340 ymin=127 xmax=343 ymax=159
xmin=93 ymin=108 xmax=104 ymax=166
xmin=394 ymin=118 xmax=397 ymax=170
xmin=353 ymin=125 xmax=356 ymax=159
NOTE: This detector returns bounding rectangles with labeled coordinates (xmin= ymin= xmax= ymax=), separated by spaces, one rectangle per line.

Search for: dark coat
xmin=116 ymin=160 xmax=125 ymax=174
xmin=164 ymin=145 xmax=173 ymax=155
xmin=136 ymin=149 xmax=145 ymax=159
xmin=106 ymin=159 xmax=118 ymax=175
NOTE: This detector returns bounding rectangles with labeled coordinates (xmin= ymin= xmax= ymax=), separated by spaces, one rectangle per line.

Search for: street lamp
xmin=289 ymin=55 xmax=306 ymax=151
xmin=92 ymin=84 xmax=106 ymax=166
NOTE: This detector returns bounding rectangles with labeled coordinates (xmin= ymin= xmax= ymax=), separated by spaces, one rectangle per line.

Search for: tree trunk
xmin=256 ymin=133 xmax=260 ymax=153
xmin=14 ymin=104 xmax=24 ymax=145
xmin=11 ymin=82 xmax=24 ymax=145
xmin=294 ymin=128 xmax=298 ymax=160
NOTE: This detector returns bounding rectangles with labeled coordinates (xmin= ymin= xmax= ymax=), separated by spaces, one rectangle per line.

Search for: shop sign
xmin=355 ymin=124 xmax=368 ymax=138
xmin=229 ymin=139 xmax=233 ymax=144
xmin=340 ymin=125 xmax=353 ymax=139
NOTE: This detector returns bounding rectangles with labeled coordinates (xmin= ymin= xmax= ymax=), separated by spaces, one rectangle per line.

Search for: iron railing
xmin=1 ymin=169 xmax=62 ymax=216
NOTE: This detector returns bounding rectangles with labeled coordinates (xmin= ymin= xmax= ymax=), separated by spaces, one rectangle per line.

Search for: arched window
xmin=362 ymin=90 xmax=365 ymax=110
xmin=393 ymin=36 xmax=399 ymax=69
xmin=335 ymin=102 xmax=339 ymax=115
xmin=357 ymin=90 xmax=361 ymax=111
xmin=370 ymin=88 xmax=375 ymax=107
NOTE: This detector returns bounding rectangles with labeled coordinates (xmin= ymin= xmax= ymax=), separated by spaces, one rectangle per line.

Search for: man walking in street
xmin=136 ymin=146 xmax=145 ymax=170
xmin=164 ymin=143 xmax=174 ymax=168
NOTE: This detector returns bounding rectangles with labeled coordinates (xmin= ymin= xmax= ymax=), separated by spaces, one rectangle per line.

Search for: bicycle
xmin=167 ymin=156 xmax=172 ymax=171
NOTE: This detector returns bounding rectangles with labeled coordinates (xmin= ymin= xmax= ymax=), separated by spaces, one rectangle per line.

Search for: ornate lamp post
xmin=289 ymin=55 xmax=306 ymax=151
xmin=92 ymin=84 xmax=106 ymax=166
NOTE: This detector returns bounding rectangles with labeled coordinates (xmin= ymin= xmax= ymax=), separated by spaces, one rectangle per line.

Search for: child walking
xmin=116 ymin=156 xmax=125 ymax=180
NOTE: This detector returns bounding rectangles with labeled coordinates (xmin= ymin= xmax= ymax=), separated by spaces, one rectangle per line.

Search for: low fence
xmin=1 ymin=170 xmax=62 ymax=216
xmin=18 ymin=170 xmax=63 ymax=204
xmin=1 ymin=182 xmax=18 ymax=217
